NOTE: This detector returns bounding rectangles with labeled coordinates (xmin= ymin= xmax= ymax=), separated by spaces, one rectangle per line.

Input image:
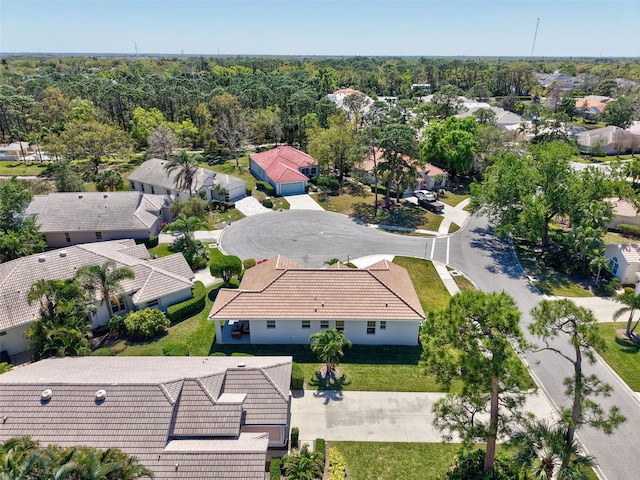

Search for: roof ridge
xmin=255 ymin=367 xmax=288 ymax=402
xmin=366 ymin=268 xmax=426 ymax=319
xmin=0 ymin=256 xmax=25 ymax=290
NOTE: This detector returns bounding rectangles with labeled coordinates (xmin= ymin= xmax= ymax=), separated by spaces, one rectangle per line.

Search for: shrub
xmin=121 ymin=308 xmax=170 ymax=340
xmin=108 ymin=314 xmax=127 ymax=335
xmin=317 ymin=176 xmax=341 ymax=194
xmin=263 ymin=197 xmax=274 ymax=208
xmin=166 ymin=281 xmax=207 ymax=322
xmin=0 ymin=362 xmax=12 ymax=374
xmin=135 ymin=236 xmax=158 ymax=249
xmin=446 ymin=449 xmax=519 ymax=480
xmin=210 ymin=254 xmax=243 ymax=287
xmin=171 ymin=237 xmax=210 ymax=270
xmin=243 ymin=258 xmax=256 ymax=270
xmin=208 ymin=200 xmax=235 ymax=213
xmin=291 ymin=362 xmax=305 ymax=390
xmin=328 ymin=448 xmax=347 ymax=480
xmin=256 ymin=181 xmax=275 ymax=195
xmin=290 ymin=427 xmax=299 ymax=449
xmin=315 ymin=438 xmax=326 ymax=461
xmin=162 ymin=341 xmax=190 ymax=356
xmin=269 ymin=457 xmax=282 ymax=480
xmin=619 ymin=223 xmax=640 ymax=238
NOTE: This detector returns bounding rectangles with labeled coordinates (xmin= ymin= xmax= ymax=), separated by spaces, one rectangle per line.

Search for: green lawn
xmin=393 ymin=256 xmax=452 ymax=312
xmin=596 ymin=322 xmax=640 ymax=391
xmin=102 ymin=284 xmax=220 ymax=356
xmin=0 ymin=161 xmax=52 ymax=176
xmin=331 ymin=442 xmax=597 ymax=480
xmin=604 ymin=232 xmax=639 ymax=245
xmin=439 ymin=192 xmax=469 ymax=207
xmin=148 ymin=243 xmax=173 ymax=258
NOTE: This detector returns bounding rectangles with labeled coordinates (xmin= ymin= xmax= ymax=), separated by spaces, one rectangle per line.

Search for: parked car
xmin=414 ymin=190 xmax=437 ymax=201
xmin=418 ymin=198 xmax=445 ymax=213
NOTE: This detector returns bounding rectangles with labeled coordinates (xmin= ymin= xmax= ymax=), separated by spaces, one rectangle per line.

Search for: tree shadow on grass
xmin=614 ymin=334 xmax=640 ymax=354
xmin=310 ymin=371 xmax=350 ymax=405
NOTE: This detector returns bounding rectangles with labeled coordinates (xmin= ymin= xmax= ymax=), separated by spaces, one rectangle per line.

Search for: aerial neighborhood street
xmin=1 ymin=2 xmax=640 ymax=477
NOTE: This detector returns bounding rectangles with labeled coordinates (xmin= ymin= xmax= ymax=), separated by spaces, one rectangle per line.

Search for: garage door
xmin=279 ymin=182 xmax=304 ymax=195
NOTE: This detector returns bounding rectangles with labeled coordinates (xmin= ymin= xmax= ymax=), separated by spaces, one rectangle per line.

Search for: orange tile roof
xmin=250 ymin=146 xmax=317 ymax=183
xmin=356 ymin=148 xmax=445 ymax=177
xmin=209 ymin=256 xmax=425 ymax=321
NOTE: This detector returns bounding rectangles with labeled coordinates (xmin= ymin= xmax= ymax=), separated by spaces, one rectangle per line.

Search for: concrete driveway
xmin=292 ymin=390 xmax=555 ymax=446
xmin=285 ymin=194 xmax=325 ymax=211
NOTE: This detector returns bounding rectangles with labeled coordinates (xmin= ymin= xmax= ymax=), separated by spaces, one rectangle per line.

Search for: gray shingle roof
xmin=25 ymin=192 xmax=169 ymax=233
xmin=0 ymin=240 xmax=193 ymax=331
xmin=0 ymin=356 xmax=291 ymax=480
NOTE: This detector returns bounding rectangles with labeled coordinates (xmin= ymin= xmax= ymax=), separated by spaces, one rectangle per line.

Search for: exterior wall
xmin=248 ymin=319 xmax=420 ymax=346
xmin=249 ymin=158 xmax=268 ymax=183
xmin=135 ymin=286 xmax=193 ymax=312
xmin=605 ymin=246 xmax=639 ymax=284
xmin=130 ymin=181 xmax=175 ymax=197
xmin=277 ymin=181 xmax=306 ymax=196
xmin=226 ymin=180 xmax=247 ymax=201
xmin=241 ymin=425 xmax=286 ymax=448
xmin=609 ymin=214 xmax=640 ymax=230
xmin=44 ymin=225 xmax=160 ymax=248
xmin=0 ymin=324 xmax=31 ymax=357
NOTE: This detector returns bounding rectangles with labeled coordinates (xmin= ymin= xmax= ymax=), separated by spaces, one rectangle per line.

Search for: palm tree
xmin=282 ymin=444 xmax=323 ymax=480
xmin=613 ymin=292 xmax=640 ymax=339
xmin=309 ymin=328 xmax=352 ymax=377
xmin=76 ymin=261 xmax=135 ymax=319
xmin=165 ymin=214 xmax=207 ymax=242
xmin=511 ymin=419 xmax=595 ymax=480
xmin=95 ymin=169 xmax=123 ymax=192
xmin=589 ymin=254 xmax=609 ymax=284
xmin=163 ymin=150 xmax=202 ymax=195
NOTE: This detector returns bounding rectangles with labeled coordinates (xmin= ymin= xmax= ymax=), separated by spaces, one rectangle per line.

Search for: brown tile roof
xmin=0 ymin=240 xmax=193 ymax=331
xmin=209 ymin=256 xmax=424 ymax=321
xmin=0 ymin=356 xmax=291 ymax=480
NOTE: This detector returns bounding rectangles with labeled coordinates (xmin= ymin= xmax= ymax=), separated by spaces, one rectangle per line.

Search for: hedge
xmin=256 ymin=181 xmax=275 ymax=195
xmin=262 ymin=197 xmax=274 ymax=208
xmin=315 ymin=438 xmax=326 ymax=462
xmin=290 ymin=427 xmax=299 ymax=449
xmin=166 ymin=281 xmax=207 ymax=322
xmin=109 ymin=308 xmax=170 ymax=339
xmin=619 ymin=223 xmax=640 ymax=238
xmin=269 ymin=457 xmax=282 ymax=480
xmin=291 ymin=362 xmax=305 ymax=390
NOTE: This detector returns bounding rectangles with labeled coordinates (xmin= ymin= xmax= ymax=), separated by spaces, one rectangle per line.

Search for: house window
xmin=380 ymin=321 xmax=387 ymax=330
xmin=610 ymin=256 xmax=619 ymax=276
xmin=141 ymin=184 xmax=145 ymax=192
xmin=301 ymin=320 xmax=311 ymax=329
xmin=95 ymin=232 xmax=103 ymax=240
xmin=367 ymin=321 xmax=376 ymax=335
xmin=166 ymin=190 xmax=172 ymax=196
xmin=321 ymin=320 xmax=329 ymax=329
xmin=336 ymin=321 xmax=344 ymax=332
xmin=267 ymin=320 xmax=276 ymax=329
xmin=147 ymin=299 xmax=159 ymax=309
xmin=64 ymin=232 xmax=71 ymax=243
xmin=111 ymin=296 xmax=126 ymax=314
xmin=150 ymin=186 xmax=155 ymax=194
xmin=130 ymin=181 xmax=135 ymax=190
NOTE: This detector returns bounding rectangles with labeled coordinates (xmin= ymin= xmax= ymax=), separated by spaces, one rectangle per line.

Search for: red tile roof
xmin=356 ymin=148 xmax=445 ymax=177
xmin=250 ymin=146 xmax=317 ymax=183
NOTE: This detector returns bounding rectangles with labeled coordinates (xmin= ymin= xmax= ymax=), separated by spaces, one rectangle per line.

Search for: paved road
xmin=449 ymin=215 xmax=638 ymax=480
xmin=219 ymin=210 xmax=451 ymax=267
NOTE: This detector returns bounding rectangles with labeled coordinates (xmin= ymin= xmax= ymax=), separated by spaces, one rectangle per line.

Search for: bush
xmin=243 ymin=258 xmax=256 ymax=270
xmin=291 ymin=362 xmax=305 ymax=390
xmin=328 ymin=448 xmax=347 ymax=480
xmin=269 ymin=457 xmax=282 ymax=480
xmin=290 ymin=427 xmax=299 ymax=449
xmin=256 ymin=181 xmax=275 ymax=195
xmin=108 ymin=314 xmax=127 ymax=335
xmin=136 ymin=236 xmax=159 ymax=249
xmin=446 ymin=449 xmax=519 ymax=480
xmin=162 ymin=341 xmax=190 ymax=356
xmin=315 ymin=438 xmax=326 ymax=461
xmin=0 ymin=362 xmax=12 ymax=374
xmin=210 ymin=254 xmax=243 ymax=287
xmin=171 ymin=237 xmax=210 ymax=270
xmin=120 ymin=308 xmax=170 ymax=340
xmin=317 ymin=176 xmax=341 ymax=194
xmin=263 ymin=197 xmax=274 ymax=208
xmin=166 ymin=281 xmax=207 ymax=322
xmin=594 ymin=277 xmax=622 ymax=297
xmin=619 ymin=223 xmax=640 ymax=238
xmin=208 ymin=200 xmax=235 ymax=213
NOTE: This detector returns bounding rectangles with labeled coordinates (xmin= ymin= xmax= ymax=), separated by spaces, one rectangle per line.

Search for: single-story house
xmin=354 ymin=147 xmax=447 ymax=192
xmin=128 ymin=158 xmax=246 ymax=202
xmin=456 ymin=105 xmax=522 ymax=130
xmin=326 ymin=88 xmax=373 ymax=113
xmin=607 ymin=198 xmax=640 ymax=230
xmin=0 ymin=239 xmax=194 ymax=360
xmin=605 ymin=244 xmax=640 ymax=284
xmin=0 ymin=142 xmax=34 ymax=161
xmin=209 ymin=256 xmax=425 ymax=346
xmin=576 ymin=126 xmax=640 ymax=156
xmin=249 ymin=146 xmax=319 ymax=196
xmin=25 ymin=191 xmax=171 ymax=248
xmin=0 ymin=356 xmax=292 ymax=479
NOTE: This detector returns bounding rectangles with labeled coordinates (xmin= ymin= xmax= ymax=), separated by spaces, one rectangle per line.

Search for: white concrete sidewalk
xmin=285 ymin=194 xmax=325 ymax=211
xmin=433 ymin=260 xmax=461 ymax=296
xmin=552 ymin=295 xmax=621 ymax=323
xmin=437 ymin=198 xmax=470 ymax=235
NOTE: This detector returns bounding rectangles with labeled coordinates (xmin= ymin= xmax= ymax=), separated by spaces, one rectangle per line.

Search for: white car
xmin=413 ymin=190 xmax=436 ymax=201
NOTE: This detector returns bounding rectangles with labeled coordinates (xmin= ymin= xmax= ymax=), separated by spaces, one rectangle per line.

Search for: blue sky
xmin=1 ymin=1 xmax=638 ymax=57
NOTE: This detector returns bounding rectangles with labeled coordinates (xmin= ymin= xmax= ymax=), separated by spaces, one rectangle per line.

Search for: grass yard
xmin=393 ymin=256 xmax=452 ymax=311
xmin=312 ymin=191 xmax=375 ymax=215
xmin=595 ymin=322 xmax=640 ymax=391
xmin=100 ymin=284 xmax=220 ymax=356
xmin=514 ymin=243 xmax=593 ymax=298
xmin=148 ymin=243 xmax=173 ymax=258
xmin=448 ymin=222 xmax=460 ymax=234
xmin=448 ymin=269 xmax=476 ymax=292
xmin=439 ymin=191 xmax=469 ymax=207
xmin=604 ymin=232 xmax=639 ymax=245
xmin=0 ymin=161 xmax=51 ymax=176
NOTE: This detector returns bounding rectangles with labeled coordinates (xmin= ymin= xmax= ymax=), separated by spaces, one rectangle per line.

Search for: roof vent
xmin=95 ymin=389 xmax=106 ymax=401
xmin=59 ymin=251 xmax=67 ymax=258
xmin=103 ymin=194 xmax=108 ymax=198
xmin=237 ymin=362 xmax=247 ymax=368
xmin=41 ymin=389 xmax=52 ymax=401
xmin=78 ymin=194 xmax=83 ymax=199
xmin=38 ymin=255 xmax=46 ymax=263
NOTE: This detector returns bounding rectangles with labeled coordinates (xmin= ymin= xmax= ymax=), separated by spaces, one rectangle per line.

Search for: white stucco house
xmin=605 ymin=243 xmax=640 ymax=285
xmin=25 ymin=191 xmax=171 ymax=248
xmin=209 ymin=256 xmax=425 ymax=346
xmin=0 ymin=239 xmax=194 ymax=361
xmin=249 ymin=146 xmax=319 ymax=196
xmin=128 ymin=158 xmax=246 ymax=202
xmin=607 ymin=198 xmax=640 ymax=230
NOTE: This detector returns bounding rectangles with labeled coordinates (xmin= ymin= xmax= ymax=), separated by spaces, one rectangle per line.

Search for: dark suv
xmin=418 ymin=197 xmax=445 ymax=213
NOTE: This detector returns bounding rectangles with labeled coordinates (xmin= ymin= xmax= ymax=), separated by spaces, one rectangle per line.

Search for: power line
xmin=531 ymin=18 xmax=540 ymax=57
